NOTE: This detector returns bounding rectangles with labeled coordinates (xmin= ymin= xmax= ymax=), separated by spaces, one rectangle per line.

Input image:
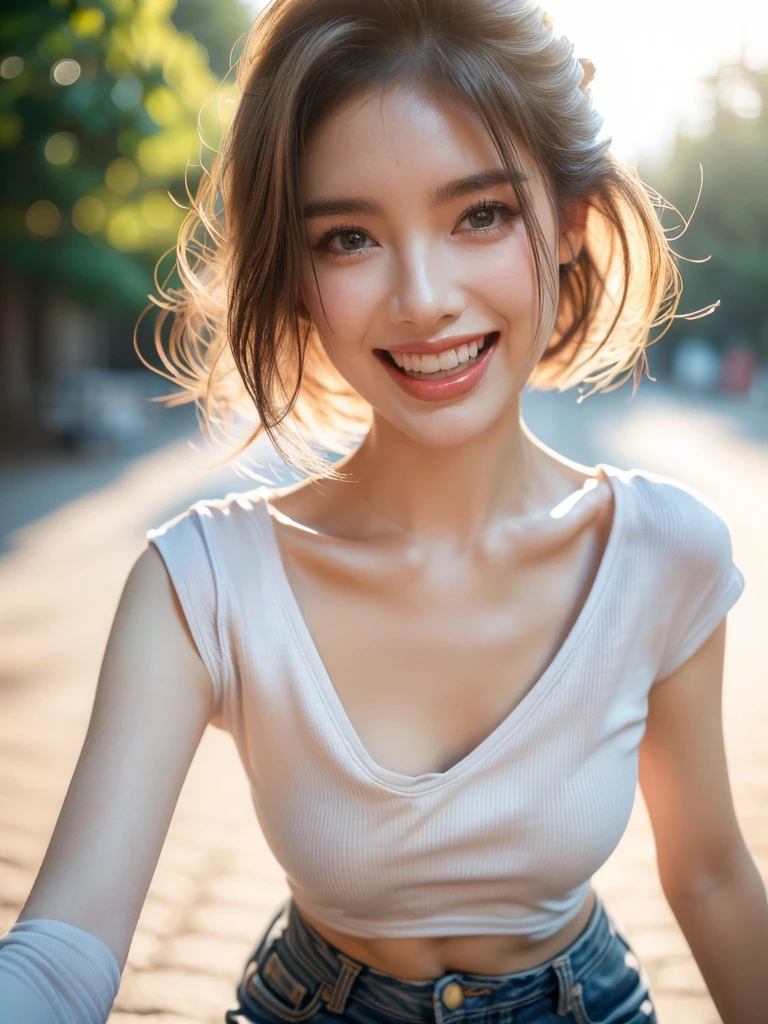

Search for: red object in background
xmin=721 ymin=348 xmax=758 ymax=393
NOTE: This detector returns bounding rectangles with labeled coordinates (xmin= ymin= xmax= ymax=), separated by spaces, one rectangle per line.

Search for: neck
xmin=334 ymin=401 xmax=563 ymax=544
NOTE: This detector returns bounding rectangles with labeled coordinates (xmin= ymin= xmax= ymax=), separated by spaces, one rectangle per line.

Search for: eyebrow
xmin=301 ymin=168 xmax=527 ymax=219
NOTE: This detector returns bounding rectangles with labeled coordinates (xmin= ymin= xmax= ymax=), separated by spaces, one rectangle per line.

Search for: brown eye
xmin=337 ymin=230 xmax=366 ymax=251
xmin=468 ymin=208 xmax=495 ymax=229
xmin=459 ymin=200 xmax=517 ymax=233
xmin=314 ymin=224 xmax=373 ymax=257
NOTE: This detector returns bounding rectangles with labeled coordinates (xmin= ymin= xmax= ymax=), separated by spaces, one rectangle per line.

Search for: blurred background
xmin=1 ymin=3 xmax=766 ymax=1022
xmin=1 ymin=0 xmax=767 ymax=466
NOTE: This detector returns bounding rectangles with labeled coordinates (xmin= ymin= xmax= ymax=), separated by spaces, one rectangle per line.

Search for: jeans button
xmin=442 ymin=981 xmax=465 ymax=1009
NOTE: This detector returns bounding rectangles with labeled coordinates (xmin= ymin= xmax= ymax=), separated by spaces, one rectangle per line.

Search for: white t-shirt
xmin=146 ymin=463 xmax=745 ymax=942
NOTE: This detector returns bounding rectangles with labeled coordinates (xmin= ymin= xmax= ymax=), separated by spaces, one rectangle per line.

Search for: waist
xmin=244 ymin=886 xmax=618 ymax=1022
xmin=293 ymin=884 xmax=598 ymax=981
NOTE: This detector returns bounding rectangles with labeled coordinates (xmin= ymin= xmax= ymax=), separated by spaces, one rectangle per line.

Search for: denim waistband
xmin=254 ymin=891 xmax=618 ymax=1021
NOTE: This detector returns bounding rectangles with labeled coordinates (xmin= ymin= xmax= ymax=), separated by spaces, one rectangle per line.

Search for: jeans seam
xmin=578 ymin=936 xmax=613 ymax=982
xmin=347 ymin=992 xmax=424 ymax=1022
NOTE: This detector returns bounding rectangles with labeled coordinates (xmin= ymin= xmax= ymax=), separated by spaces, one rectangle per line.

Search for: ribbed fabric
xmin=0 ymin=918 xmax=121 ymax=1023
xmin=147 ymin=463 xmax=745 ymax=943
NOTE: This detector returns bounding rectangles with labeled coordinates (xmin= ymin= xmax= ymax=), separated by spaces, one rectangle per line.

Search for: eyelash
xmin=313 ymin=199 xmax=519 ymax=259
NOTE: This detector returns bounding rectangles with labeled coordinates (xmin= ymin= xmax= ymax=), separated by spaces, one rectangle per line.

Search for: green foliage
xmin=171 ymin=0 xmax=249 ymax=79
xmin=639 ymin=60 xmax=768 ymax=361
xmin=0 ymin=0 xmax=242 ymax=317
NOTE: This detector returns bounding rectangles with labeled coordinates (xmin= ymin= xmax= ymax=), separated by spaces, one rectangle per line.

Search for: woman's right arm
xmin=0 ymin=541 xmax=217 ymax=1018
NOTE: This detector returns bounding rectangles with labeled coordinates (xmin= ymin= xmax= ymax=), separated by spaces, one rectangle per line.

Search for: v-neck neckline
xmin=252 ymin=463 xmax=624 ymax=796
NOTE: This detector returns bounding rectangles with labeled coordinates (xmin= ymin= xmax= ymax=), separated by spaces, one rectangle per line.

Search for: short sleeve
xmin=654 ymin=492 xmax=745 ymax=683
xmin=146 ymin=503 xmax=229 ymax=729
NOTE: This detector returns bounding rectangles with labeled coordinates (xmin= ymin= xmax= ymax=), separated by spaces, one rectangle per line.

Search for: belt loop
xmin=552 ymin=957 xmax=576 ymax=1017
xmin=324 ymin=953 xmax=363 ymax=1013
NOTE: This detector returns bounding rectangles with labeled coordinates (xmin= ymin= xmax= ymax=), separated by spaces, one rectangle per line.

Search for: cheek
xmin=497 ymin=228 xmax=559 ymax=326
xmin=299 ymin=268 xmax=371 ymax=383
xmin=300 ymin=259 xmax=375 ymax=347
xmin=478 ymin=240 xmax=541 ymax=328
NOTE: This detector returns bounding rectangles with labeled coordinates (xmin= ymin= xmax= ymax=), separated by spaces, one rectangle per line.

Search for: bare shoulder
xmin=262 ymin=475 xmax=355 ymax=535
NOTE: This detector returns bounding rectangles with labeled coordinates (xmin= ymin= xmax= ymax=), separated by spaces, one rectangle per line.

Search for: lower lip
xmin=376 ymin=333 xmax=499 ymax=402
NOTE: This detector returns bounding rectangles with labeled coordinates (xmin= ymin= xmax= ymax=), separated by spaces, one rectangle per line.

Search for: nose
xmin=387 ymin=240 xmax=466 ymax=329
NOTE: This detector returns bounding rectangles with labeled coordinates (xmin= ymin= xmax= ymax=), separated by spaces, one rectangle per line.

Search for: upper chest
xmin=262 ymin=482 xmax=615 ymax=779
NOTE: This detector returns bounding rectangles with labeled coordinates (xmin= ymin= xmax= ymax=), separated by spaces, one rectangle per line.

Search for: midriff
xmin=293 ymin=885 xmax=597 ymax=981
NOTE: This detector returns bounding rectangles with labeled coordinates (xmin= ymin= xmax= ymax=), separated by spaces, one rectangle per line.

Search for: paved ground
xmin=0 ymin=378 xmax=765 ymax=1023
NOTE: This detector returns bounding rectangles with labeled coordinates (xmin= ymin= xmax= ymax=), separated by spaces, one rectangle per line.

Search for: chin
xmin=378 ymin=399 xmax=513 ymax=450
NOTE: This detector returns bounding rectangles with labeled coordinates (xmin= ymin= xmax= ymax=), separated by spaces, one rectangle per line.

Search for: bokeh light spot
xmin=45 ymin=132 xmax=79 ymax=166
xmin=26 ymin=200 xmax=61 ymax=237
xmin=136 ymin=127 xmax=198 ymax=177
xmin=72 ymin=196 xmax=107 ymax=234
xmin=105 ymin=157 xmax=139 ymax=194
xmin=0 ymin=56 xmax=24 ymax=79
xmin=52 ymin=59 xmax=81 ymax=86
xmin=106 ymin=208 xmax=144 ymax=252
xmin=69 ymin=8 xmax=106 ymax=38
xmin=144 ymin=86 xmax=183 ymax=128
xmin=136 ymin=136 xmax=167 ymax=176
xmin=140 ymin=190 xmax=177 ymax=230
xmin=111 ymin=75 xmax=142 ymax=111
xmin=730 ymin=85 xmax=761 ymax=119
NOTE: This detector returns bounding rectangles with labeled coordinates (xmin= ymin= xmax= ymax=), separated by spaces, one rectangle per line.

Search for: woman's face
xmin=298 ymin=80 xmax=581 ymax=448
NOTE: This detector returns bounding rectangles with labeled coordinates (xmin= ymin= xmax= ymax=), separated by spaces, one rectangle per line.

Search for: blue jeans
xmin=225 ymin=891 xmax=658 ymax=1023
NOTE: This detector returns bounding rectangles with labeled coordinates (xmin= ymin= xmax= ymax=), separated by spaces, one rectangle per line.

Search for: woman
xmin=2 ymin=0 xmax=766 ymax=1021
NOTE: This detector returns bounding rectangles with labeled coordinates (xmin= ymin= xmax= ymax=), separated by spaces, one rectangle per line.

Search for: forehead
xmin=299 ymin=80 xmax=544 ymax=199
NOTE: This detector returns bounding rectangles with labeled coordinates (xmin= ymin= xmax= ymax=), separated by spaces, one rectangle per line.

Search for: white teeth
xmin=389 ymin=336 xmax=488 ymax=374
xmin=438 ymin=349 xmax=459 ymax=371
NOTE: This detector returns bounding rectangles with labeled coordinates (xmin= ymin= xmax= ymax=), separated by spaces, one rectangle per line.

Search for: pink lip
xmin=376 ymin=332 xmax=500 ymax=403
xmin=379 ymin=332 xmax=491 ymax=357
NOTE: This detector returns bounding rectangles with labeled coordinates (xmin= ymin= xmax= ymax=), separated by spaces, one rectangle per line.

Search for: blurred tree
xmin=640 ymin=57 xmax=768 ymax=362
xmin=171 ymin=0 xmax=249 ymax=79
xmin=0 ymin=0 xmax=241 ymax=317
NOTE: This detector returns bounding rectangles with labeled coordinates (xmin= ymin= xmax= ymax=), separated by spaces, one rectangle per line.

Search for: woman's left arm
xmin=639 ymin=617 xmax=768 ymax=1024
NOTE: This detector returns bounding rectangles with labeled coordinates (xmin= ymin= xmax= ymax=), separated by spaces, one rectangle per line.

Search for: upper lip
xmin=378 ymin=332 xmax=494 ymax=356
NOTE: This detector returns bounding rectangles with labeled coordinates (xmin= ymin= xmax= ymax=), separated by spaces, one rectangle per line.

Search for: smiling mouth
xmin=377 ymin=332 xmax=499 ymax=380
